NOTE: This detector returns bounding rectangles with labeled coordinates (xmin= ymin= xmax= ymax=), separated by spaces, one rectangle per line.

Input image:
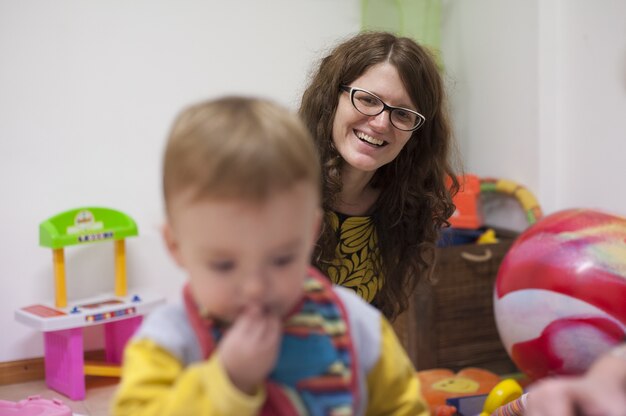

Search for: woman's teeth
xmin=356 ymin=131 xmax=384 ymax=146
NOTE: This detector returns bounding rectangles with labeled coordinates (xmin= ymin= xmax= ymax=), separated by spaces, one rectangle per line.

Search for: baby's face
xmin=164 ymin=182 xmax=321 ymax=323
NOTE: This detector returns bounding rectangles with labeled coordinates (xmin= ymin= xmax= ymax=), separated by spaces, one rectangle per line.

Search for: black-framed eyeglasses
xmin=339 ymin=85 xmax=426 ymax=131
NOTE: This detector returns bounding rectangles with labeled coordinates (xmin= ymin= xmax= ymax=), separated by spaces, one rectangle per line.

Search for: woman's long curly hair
xmin=299 ymin=31 xmax=460 ymax=320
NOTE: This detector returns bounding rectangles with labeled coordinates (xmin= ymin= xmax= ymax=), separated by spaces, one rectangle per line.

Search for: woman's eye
xmin=273 ymin=254 xmax=295 ymax=267
xmin=208 ymin=261 xmax=235 ymax=272
xmin=395 ymin=110 xmax=411 ymax=121
xmin=356 ymin=95 xmax=379 ymax=107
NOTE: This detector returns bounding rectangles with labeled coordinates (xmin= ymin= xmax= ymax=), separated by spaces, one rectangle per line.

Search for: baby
xmin=111 ymin=96 xmax=428 ymax=415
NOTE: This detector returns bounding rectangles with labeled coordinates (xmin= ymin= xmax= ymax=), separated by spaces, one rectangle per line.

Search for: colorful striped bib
xmin=183 ymin=267 xmax=359 ymax=415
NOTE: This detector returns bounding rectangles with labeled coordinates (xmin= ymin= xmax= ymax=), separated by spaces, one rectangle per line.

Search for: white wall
xmin=442 ymin=0 xmax=626 ymax=230
xmin=556 ymin=1 xmax=626 ymax=212
xmin=3 ymin=0 xmax=626 ymax=364
xmin=0 ymin=0 xmax=360 ymax=362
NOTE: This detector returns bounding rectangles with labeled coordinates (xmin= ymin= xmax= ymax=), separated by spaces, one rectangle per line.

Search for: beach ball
xmin=494 ymin=208 xmax=626 ymax=380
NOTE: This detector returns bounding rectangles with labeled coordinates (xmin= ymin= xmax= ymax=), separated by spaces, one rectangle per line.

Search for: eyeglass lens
xmin=352 ymin=89 xmax=421 ymax=131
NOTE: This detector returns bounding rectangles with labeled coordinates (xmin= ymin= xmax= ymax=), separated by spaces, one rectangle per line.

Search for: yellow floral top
xmin=325 ymin=211 xmax=384 ymax=303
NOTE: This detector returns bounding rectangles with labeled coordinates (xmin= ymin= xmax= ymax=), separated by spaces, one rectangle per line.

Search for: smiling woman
xmin=299 ymin=31 xmax=460 ymax=320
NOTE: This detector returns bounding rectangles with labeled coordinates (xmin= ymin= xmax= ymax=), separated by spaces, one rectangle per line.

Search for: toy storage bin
xmin=392 ymin=229 xmax=519 ymax=375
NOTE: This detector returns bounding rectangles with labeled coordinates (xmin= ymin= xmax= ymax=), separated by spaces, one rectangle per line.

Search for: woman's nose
xmin=368 ymin=110 xmax=391 ymax=130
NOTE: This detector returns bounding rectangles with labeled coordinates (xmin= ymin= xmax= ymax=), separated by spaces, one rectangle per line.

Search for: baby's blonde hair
xmin=163 ymin=96 xmax=320 ymax=213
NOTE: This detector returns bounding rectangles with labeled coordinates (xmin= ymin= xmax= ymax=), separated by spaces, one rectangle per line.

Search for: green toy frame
xmin=39 ymin=207 xmax=138 ymax=308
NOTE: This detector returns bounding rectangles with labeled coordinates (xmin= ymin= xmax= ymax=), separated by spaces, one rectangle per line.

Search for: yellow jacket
xmin=111 ymin=286 xmax=428 ymax=416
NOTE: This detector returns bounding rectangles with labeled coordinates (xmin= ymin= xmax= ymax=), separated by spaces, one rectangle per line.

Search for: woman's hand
xmin=525 ymin=348 xmax=626 ymax=416
xmin=217 ymin=304 xmax=282 ymax=395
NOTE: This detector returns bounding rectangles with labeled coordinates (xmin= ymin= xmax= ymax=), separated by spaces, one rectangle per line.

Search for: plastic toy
xmin=480 ymin=178 xmax=543 ymax=226
xmin=477 ymin=228 xmax=498 ymax=244
xmin=489 ymin=395 xmax=527 ymax=416
xmin=448 ymin=174 xmax=483 ymax=229
xmin=442 ymin=175 xmax=542 ymax=249
xmin=439 ymin=378 xmax=525 ymax=415
xmin=0 ymin=395 xmax=72 ymax=416
xmin=417 ymin=367 xmax=501 ymax=414
xmin=494 ymin=208 xmax=626 ymax=380
xmin=15 ymin=207 xmax=165 ymax=400
xmin=447 ymin=175 xmax=543 ymax=231
xmin=479 ymin=379 xmax=524 ymax=415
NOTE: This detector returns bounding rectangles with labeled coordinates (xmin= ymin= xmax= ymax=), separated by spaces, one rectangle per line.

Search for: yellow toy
xmin=480 ymin=379 xmax=525 ymax=416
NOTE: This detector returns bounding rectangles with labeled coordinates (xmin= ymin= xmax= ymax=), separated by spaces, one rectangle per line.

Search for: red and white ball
xmin=494 ymin=209 xmax=626 ymax=380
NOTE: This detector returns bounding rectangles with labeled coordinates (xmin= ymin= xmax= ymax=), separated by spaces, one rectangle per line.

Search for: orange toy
xmin=448 ymin=174 xmax=483 ymax=229
xmin=417 ymin=367 xmax=501 ymax=414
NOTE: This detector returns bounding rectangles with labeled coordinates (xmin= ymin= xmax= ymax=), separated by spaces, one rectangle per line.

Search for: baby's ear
xmin=162 ymin=223 xmax=184 ymax=267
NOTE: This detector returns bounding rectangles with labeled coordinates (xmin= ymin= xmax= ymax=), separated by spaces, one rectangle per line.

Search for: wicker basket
xmin=393 ymin=230 xmax=519 ymax=375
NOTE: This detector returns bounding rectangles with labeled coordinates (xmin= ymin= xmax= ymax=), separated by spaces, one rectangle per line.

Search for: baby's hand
xmin=217 ymin=305 xmax=282 ymax=395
